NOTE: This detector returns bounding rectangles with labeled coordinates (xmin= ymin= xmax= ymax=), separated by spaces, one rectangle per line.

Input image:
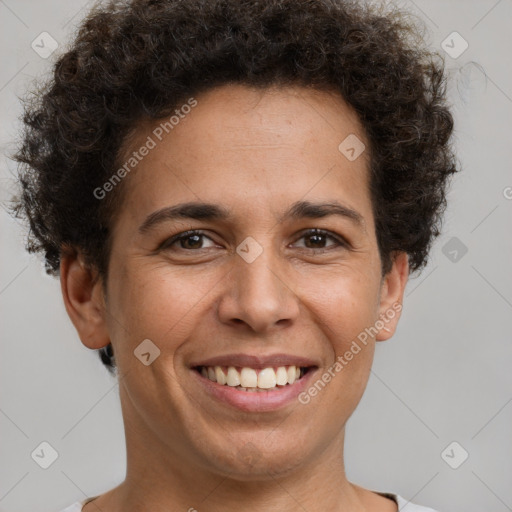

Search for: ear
xmin=375 ymin=251 xmax=409 ymax=342
xmin=60 ymin=247 xmax=111 ymax=350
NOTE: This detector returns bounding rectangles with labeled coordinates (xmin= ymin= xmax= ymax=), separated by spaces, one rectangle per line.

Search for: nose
xmin=216 ymin=247 xmax=300 ymax=334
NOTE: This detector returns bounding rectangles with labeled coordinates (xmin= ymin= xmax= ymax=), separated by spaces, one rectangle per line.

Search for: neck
xmin=98 ymin=386 xmax=367 ymax=512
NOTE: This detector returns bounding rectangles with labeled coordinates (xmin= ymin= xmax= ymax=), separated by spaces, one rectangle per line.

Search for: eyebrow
xmin=138 ymin=200 xmax=365 ymax=234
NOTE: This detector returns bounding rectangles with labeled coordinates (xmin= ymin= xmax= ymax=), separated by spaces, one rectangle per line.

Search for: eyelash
xmin=159 ymin=228 xmax=348 ymax=253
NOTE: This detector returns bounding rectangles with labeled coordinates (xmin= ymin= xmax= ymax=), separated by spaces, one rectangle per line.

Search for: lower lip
xmin=190 ymin=368 xmax=318 ymax=412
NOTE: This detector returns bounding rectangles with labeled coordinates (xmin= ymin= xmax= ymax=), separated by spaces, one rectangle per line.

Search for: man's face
xmin=101 ymin=84 xmax=404 ymax=478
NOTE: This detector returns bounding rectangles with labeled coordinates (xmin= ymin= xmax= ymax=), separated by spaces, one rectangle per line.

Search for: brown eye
xmin=293 ymin=229 xmax=347 ymax=251
xmin=177 ymin=233 xmax=204 ymax=249
xmin=160 ymin=230 xmax=216 ymax=251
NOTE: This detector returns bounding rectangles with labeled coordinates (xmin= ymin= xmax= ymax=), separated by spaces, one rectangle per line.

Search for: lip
xmin=189 ymin=352 xmax=319 ymax=369
xmin=190 ymin=365 xmax=319 ymax=412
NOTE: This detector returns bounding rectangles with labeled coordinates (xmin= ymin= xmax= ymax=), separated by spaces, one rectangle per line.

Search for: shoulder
xmin=394 ymin=494 xmax=440 ymax=511
xmin=56 ymin=503 xmax=83 ymax=512
xmin=57 ymin=495 xmax=100 ymax=512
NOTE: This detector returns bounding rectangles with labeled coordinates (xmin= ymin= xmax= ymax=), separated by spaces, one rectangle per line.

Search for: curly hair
xmin=10 ymin=0 xmax=459 ymax=374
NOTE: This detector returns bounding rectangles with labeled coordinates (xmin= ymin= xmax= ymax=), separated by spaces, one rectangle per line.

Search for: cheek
xmin=297 ymin=269 xmax=379 ymax=399
xmin=299 ymin=267 xmax=380 ymax=344
xmin=304 ymin=282 xmax=377 ymax=420
xmin=107 ymin=262 xmax=219 ymax=354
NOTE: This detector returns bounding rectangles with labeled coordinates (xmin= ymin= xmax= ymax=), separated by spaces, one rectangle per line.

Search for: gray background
xmin=0 ymin=0 xmax=511 ymax=511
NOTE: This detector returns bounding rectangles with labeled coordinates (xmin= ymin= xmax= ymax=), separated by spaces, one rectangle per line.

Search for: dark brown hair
xmin=10 ymin=0 xmax=459 ymax=373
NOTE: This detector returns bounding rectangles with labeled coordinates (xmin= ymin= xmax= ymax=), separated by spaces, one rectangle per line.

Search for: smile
xmin=194 ymin=365 xmax=311 ymax=391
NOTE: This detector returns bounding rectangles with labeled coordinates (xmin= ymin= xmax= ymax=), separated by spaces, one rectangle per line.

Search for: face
xmin=66 ymin=83 xmax=408 ymax=481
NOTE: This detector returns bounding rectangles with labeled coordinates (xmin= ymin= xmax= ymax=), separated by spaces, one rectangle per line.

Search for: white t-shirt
xmin=58 ymin=492 xmax=440 ymax=511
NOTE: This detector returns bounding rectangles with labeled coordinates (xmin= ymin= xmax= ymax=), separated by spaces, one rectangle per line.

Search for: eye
xmin=292 ymin=228 xmax=348 ymax=251
xmin=158 ymin=228 xmax=348 ymax=253
xmin=159 ymin=230 xmax=217 ymax=251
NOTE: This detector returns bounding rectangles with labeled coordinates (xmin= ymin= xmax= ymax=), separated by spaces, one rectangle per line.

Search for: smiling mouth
xmin=193 ymin=365 xmax=315 ymax=392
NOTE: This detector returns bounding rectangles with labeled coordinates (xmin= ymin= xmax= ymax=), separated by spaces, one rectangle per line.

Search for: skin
xmin=61 ymin=83 xmax=409 ymax=512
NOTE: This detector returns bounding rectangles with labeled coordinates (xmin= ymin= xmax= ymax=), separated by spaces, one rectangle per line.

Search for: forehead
xmin=115 ymin=84 xmax=372 ymax=226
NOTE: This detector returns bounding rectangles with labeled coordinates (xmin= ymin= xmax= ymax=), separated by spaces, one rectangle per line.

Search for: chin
xmin=197 ymin=433 xmax=312 ymax=480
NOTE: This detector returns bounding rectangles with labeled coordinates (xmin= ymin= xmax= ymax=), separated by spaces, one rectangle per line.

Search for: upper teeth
xmin=200 ymin=365 xmax=303 ymax=389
